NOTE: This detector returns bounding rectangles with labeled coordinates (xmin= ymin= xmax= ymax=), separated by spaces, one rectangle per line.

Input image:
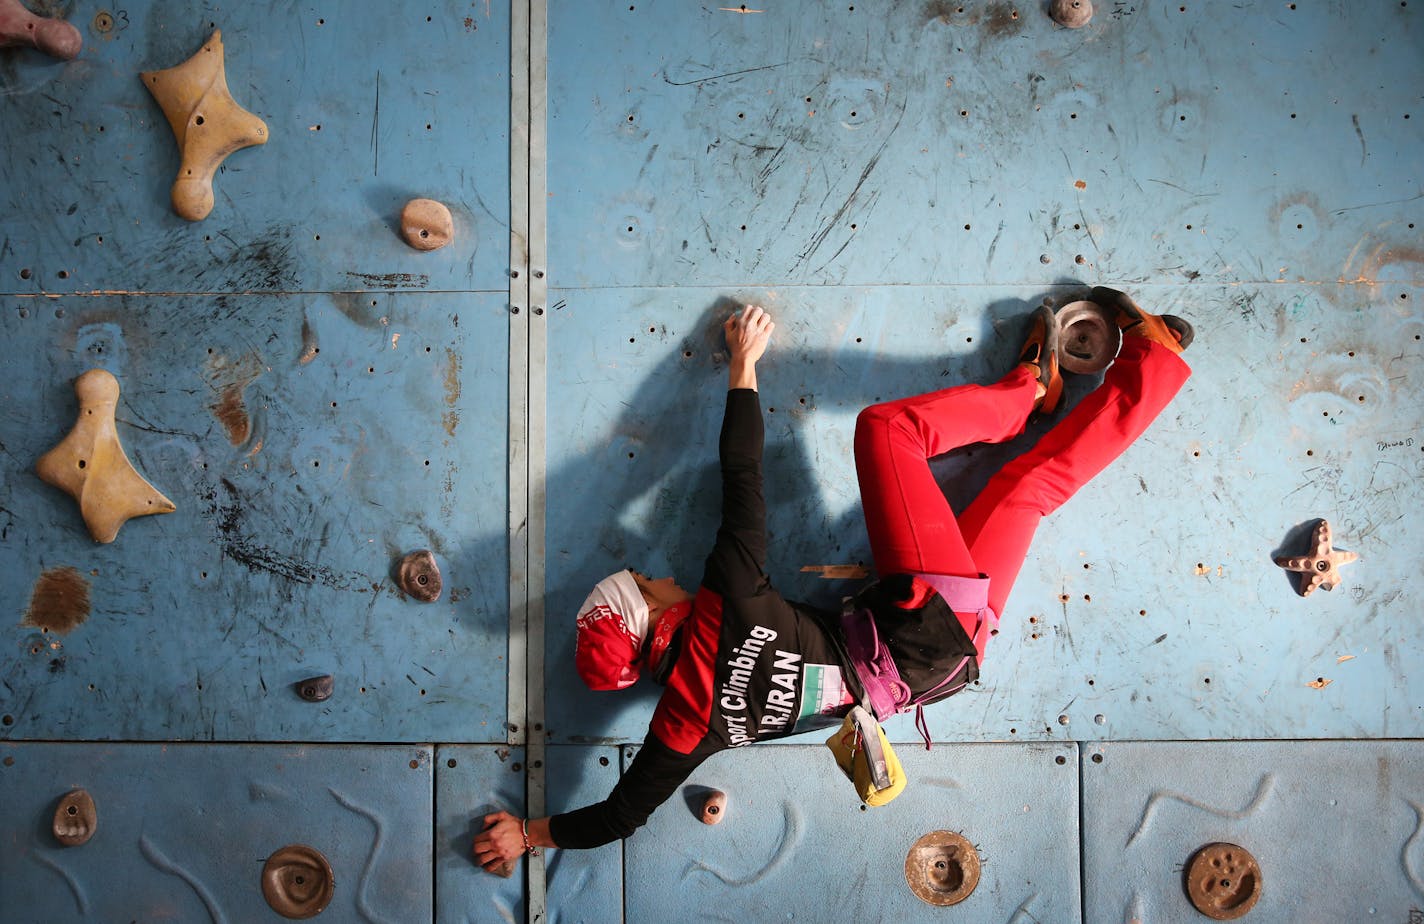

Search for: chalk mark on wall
xmin=1125 ymin=773 xmax=1275 ymax=849
xmin=682 ymin=803 xmax=802 ymax=886
xmin=30 ymin=850 xmax=88 ymax=915
xmin=1404 ymin=800 xmax=1424 ymax=900
xmin=139 ymin=832 xmax=227 ymax=923
xmin=329 ymin=786 xmax=396 ymax=924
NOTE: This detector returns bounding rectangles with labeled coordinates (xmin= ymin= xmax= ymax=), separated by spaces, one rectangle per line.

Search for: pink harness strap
xmin=842 ymin=573 xmax=1000 ymax=750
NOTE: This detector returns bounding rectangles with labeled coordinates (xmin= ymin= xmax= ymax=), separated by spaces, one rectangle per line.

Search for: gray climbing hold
xmin=262 ymin=843 xmax=335 ymax=919
xmin=295 ymin=675 xmax=335 ymax=703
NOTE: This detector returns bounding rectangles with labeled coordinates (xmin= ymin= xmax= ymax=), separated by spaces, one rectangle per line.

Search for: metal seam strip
xmin=525 ymin=0 xmax=550 ymax=919
xmin=508 ymin=0 xmax=532 ymax=754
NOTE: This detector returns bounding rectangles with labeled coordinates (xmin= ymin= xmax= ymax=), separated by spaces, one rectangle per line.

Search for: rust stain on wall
xmin=299 ymin=318 xmax=319 ymax=364
xmin=21 ymin=567 xmax=91 ymax=634
xmin=442 ymin=347 xmax=461 ymax=436
xmin=206 ymin=352 xmax=263 ymax=447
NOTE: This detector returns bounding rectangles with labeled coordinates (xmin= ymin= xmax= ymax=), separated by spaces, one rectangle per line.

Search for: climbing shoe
xmin=1091 ymin=286 xmax=1194 ymax=353
xmin=1019 ymin=305 xmax=1064 ymax=414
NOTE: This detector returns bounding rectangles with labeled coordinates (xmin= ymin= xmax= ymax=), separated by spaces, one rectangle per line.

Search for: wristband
xmin=521 ymin=818 xmax=537 ymax=855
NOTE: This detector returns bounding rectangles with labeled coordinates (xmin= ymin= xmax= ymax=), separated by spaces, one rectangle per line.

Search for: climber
xmin=473 ymin=294 xmax=1192 ymax=869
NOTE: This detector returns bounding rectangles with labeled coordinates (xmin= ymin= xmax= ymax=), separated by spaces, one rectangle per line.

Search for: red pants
xmin=854 ymin=336 xmax=1192 ymax=617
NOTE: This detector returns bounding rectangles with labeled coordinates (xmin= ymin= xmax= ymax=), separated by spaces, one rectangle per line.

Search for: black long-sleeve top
xmin=548 ymin=388 xmax=978 ymax=849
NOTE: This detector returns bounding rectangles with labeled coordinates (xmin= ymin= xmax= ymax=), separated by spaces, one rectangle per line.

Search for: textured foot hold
xmin=141 ymin=30 xmax=268 ymax=221
xmin=0 ymin=0 xmax=82 ymax=60
xmin=35 ymin=369 xmax=176 ymax=543
xmin=401 ymin=198 xmax=455 ymax=251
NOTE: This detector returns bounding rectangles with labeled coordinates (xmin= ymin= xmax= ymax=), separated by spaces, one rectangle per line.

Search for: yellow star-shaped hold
xmin=36 ymin=370 xmax=176 ymax=543
xmin=1274 ymin=519 xmax=1359 ymax=597
xmin=141 ymin=30 xmax=268 ymax=221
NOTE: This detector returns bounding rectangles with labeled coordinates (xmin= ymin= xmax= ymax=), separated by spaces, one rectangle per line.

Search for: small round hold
xmin=400 ymin=199 xmax=454 ymax=251
xmin=53 ymin=789 xmax=97 ymax=846
xmin=396 ymin=550 xmax=443 ymax=602
xmin=262 ymin=844 xmax=335 ymax=919
xmin=905 ymin=830 xmax=981 ymax=906
xmin=1055 ymin=299 xmax=1122 ymax=374
xmin=295 ymin=675 xmax=335 ymax=703
xmin=1051 ymin=0 xmax=1094 ymax=28
xmin=699 ymin=790 xmax=727 ymax=825
xmin=1185 ymin=843 xmax=1262 ymax=920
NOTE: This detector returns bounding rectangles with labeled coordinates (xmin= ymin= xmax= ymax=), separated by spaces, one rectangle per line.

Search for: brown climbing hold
xmin=1186 ymin=843 xmax=1262 ymax=920
xmin=396 ymin=549 xmax=442 ymax=602
xmin=295 ymin=675 xmax=334 ymax=703
xmin=400 ymin=199 xmax=455 ymax=251
xmin=35 ymin=369 xmax=177 ymax=543
xmin=262 ymin=844 xmax=335 ymax=919
xmin=0 ymin=0 xmax=82 ymax=60
xmin=1056 ymin=300 xmax=1122 ymax=374
xmin=1274 ymin=519 xmax=1359 ymax=597
xmin=140 ymin=30 xmax=268 ymax=221
xmin=53 ymin=789 xmax=97 ymax=846
xmin=699 ymin=790 xmax=727 ymax=825
xmin=905 ymin=830 xmax=980 ymax=907
xmin=1050 ymin=0 xmax=1094 ymax=28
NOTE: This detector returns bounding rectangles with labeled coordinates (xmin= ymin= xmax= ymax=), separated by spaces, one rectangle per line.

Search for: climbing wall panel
xmin=0 ymin=294 xmax=511 ymax=742
xmin=1082 ymin=739 xmax=1424 ymax=922
xmin=435 ymin=745 xmax=623 ymax=924
xmin=0 ymin=742 xmax=433 ymax=922
xmin=546 ymin=2 xmax=1419 ymax=291
xmin=542 ymin=283 xmax=1423 ymax=745
xmin=0 ymin=1 xmax=511 ymax=294
xmin=625 ymin=741 xmax=1080 ymax=922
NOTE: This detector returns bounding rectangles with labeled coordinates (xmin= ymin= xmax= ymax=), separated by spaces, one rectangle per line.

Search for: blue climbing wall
xmin=3 ymin=0 xmax=1423 ymax=921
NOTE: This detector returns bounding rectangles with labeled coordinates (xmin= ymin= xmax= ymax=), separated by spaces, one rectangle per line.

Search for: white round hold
xmin=1055 ymin=300 xmax=1122 ymax=374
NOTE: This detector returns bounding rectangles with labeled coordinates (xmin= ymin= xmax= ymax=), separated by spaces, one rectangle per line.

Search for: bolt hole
xmin=195 ymin=115 xmax=205 ymax=126
xmin=599 ymin=756 xmax=609 ymax=766
xmin=1092 ymin=753 xmax=1103 ymax=763
xmin=77 ymin=460 xmax=86 ymax=469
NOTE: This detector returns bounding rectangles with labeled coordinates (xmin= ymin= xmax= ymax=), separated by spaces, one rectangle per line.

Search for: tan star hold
xmin=36 ymin=370 xmax=176 ymax=543
xmin=1274 ymin=519 xmax=1359 ymax=597
xmin=141 ymin=30 xmax=268 ymax=221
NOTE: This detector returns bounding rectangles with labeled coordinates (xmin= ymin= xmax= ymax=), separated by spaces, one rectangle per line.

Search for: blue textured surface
xmin=626 ymin=741 xmax=1080 ymax=922
xmin=0 ymin=294 xmax=510 ymax=742
xmin=543 ymin=283 xmax=1424 ymax=745
xmin=0 ymin=742 xmax=432 ymax=922
xmin=547 ymin=2 xmax=1420 ymax=289
xmin=0 ymin=0 xmax=510 ymax=294
xmin=0 ymin=0 xmax=1421 ymax=921
xmin=1083 ymin=739 xmax=1424 ymax=922
xmin=435 ymin=745 xmax=623 ymax=924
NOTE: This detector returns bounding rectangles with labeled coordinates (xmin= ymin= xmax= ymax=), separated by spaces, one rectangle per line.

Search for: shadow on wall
xmin=538 ymin=287 xmax=1107 ymax=769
